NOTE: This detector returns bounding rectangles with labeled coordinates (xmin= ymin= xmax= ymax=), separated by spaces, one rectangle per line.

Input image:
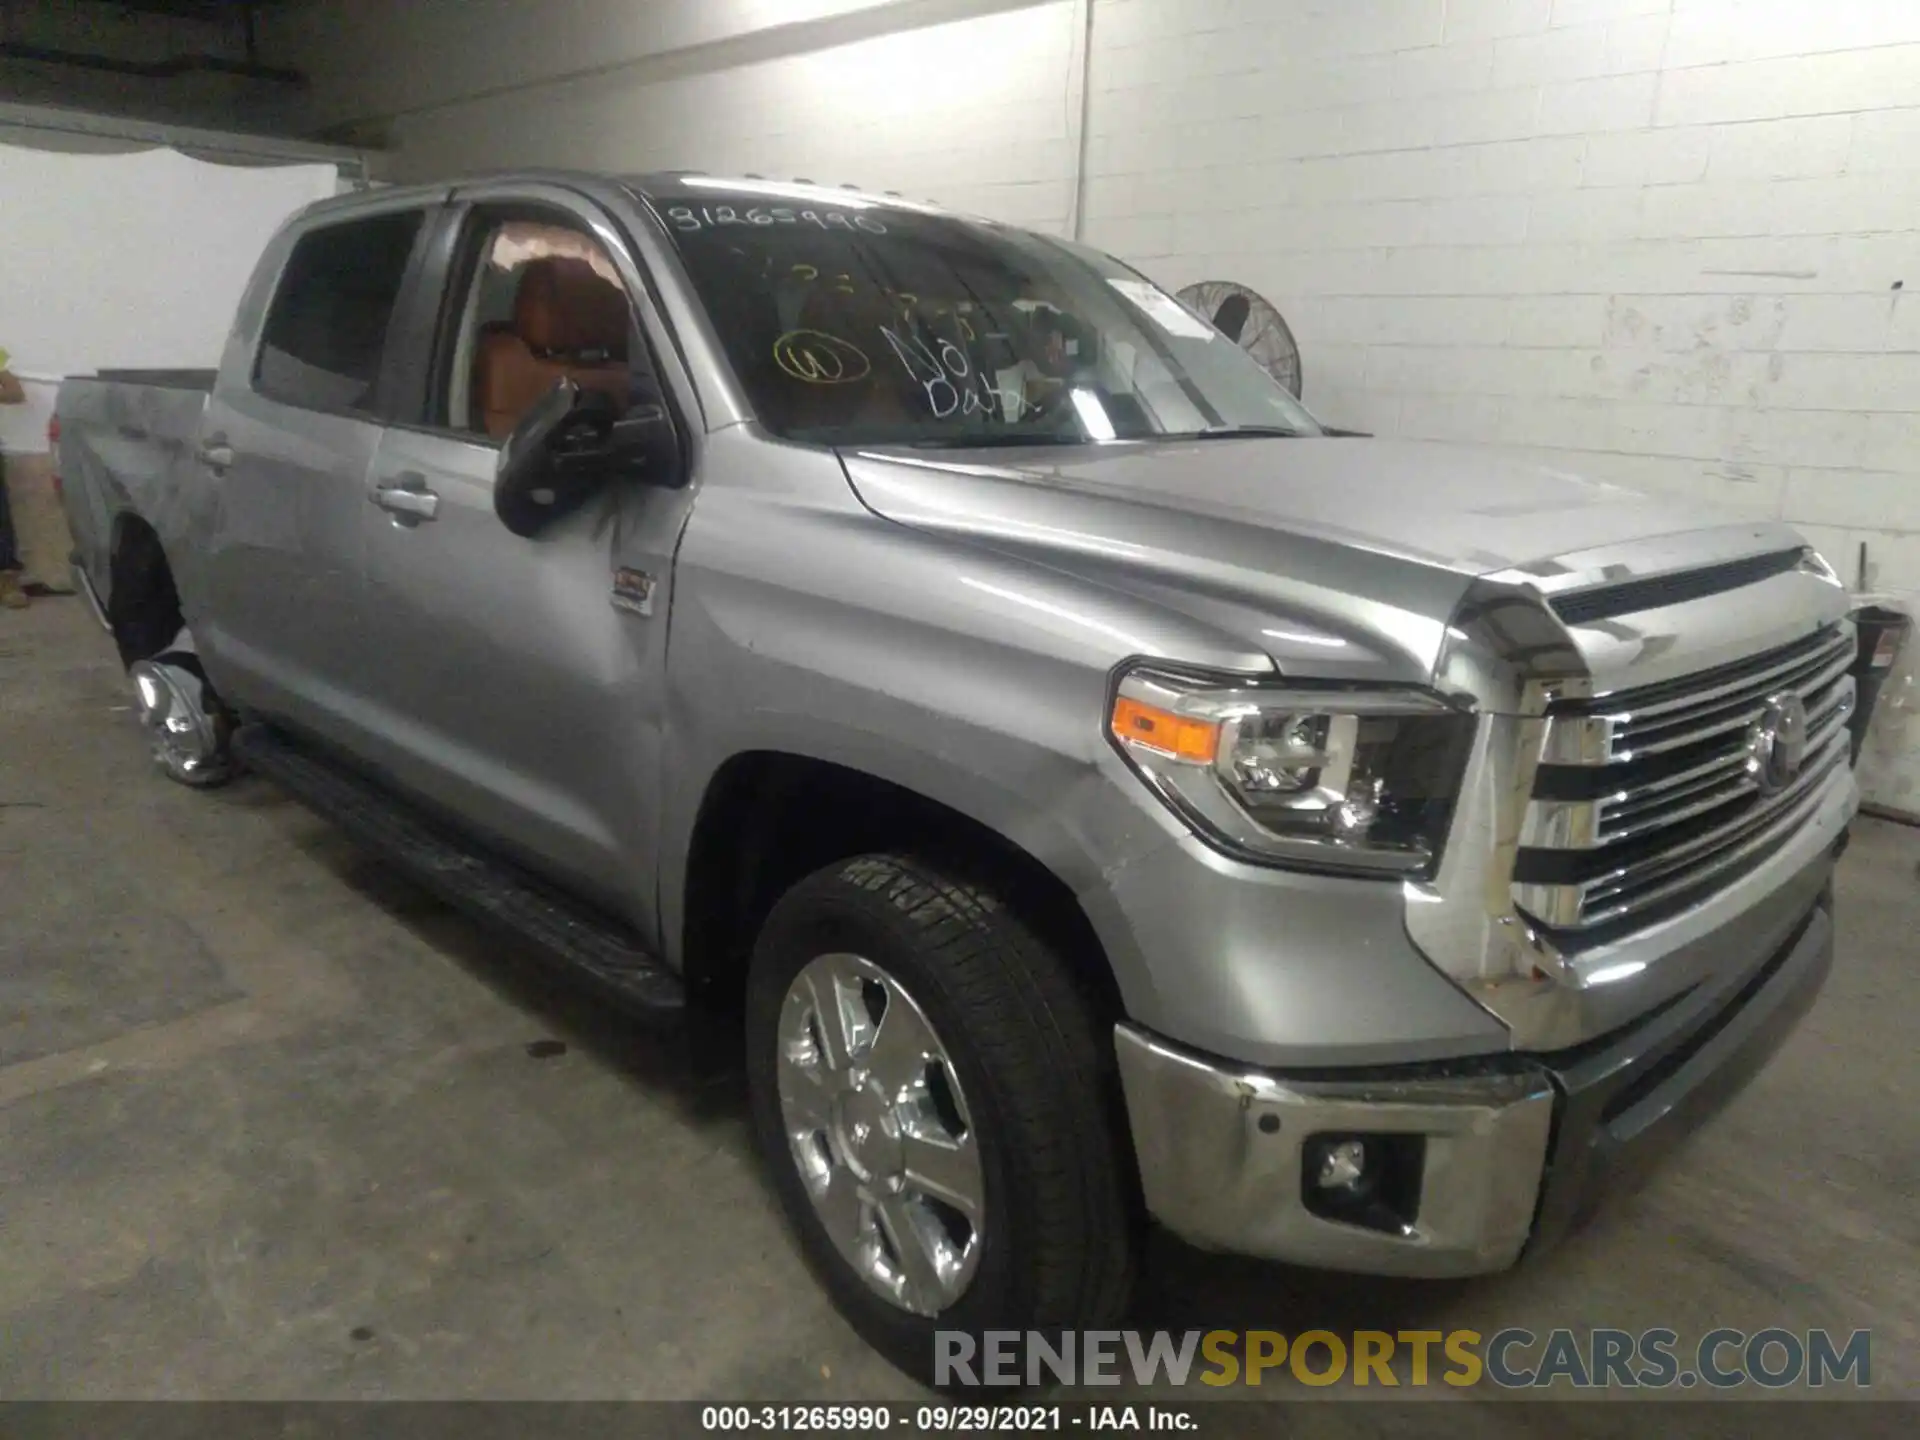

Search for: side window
xmin=254 ymin=209 xmax=424 ymax=414
xmin=440 ymin=217 xmax=636 ymax=441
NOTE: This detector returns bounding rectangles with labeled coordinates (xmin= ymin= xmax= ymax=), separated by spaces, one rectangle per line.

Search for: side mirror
xmin=494 ymin=380 xmax=684 ymax=538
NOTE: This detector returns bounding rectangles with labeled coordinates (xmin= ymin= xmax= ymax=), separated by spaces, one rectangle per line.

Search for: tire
xmin=746 ymin=854 xmax=1136 ymax=1387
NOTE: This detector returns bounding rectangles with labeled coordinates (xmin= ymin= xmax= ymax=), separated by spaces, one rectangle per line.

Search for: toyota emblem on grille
xmin=1747 ymin=691 xmax=1809 ymax=795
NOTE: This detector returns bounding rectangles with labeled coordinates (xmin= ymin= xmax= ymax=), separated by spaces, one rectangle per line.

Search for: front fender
xmin=655 ymin=454 xmax=1252 ymax=1014
xmin=655 ymin=453 xmax=1507 ymax=1062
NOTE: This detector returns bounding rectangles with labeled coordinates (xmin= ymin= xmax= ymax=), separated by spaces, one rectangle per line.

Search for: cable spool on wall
xmin=1176 ymin=281 xmax=1302 ymax=399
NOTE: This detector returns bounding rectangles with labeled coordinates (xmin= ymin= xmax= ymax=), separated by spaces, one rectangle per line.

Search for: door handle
xmin=371 ymin=473 xmax=440 ymax=522
xmin=198 ymin=438 xmax=234 ymax=472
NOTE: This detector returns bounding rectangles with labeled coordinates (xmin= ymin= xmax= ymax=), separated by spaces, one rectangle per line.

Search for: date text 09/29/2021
xmin=701 ymin=1407 xmax=1191 ymax=1432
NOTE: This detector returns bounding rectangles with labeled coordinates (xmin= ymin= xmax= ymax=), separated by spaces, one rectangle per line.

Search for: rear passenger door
xmin=199 ymin=201 xmax=431 ymax=749
xmin=350 ymin=185 xmax=697 ymax=926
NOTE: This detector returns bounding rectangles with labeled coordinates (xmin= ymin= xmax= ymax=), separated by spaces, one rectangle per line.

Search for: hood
xmin=839 ymin=436 xmax=1788 ymax=684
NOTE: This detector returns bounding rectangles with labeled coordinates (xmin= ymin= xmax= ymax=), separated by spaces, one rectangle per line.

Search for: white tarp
xmin=0 ymin=144 xmax=339 ymax=453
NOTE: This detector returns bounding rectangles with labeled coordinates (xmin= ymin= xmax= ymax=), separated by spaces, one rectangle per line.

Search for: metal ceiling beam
xmin=67 ymin=0 xmax=292 ymax=19
xmin=0 ymin=39 xmax=304 ymax=84
xmin=0 ymin=98 xmax=372 ymax=175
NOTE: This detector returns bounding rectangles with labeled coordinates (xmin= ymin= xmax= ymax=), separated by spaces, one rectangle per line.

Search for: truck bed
xmin=56 ymin=373 xmax=216 ymax=624
xmin=89 ymin=369 xmax=217 ymax=391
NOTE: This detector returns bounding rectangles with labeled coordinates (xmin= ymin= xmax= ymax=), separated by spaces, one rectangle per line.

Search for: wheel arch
xmin=105 ymin=510 xmax=184 ymax=667
xmin=672 ymin=748 xmax=1127 ymax=1028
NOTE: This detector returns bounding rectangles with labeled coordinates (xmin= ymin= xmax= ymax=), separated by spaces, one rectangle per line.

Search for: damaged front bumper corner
xmin=1113 ymin=884 xmax=1834 ymax=1277
xmin=1114 ymin=1027 xmax=1553 ymax=1277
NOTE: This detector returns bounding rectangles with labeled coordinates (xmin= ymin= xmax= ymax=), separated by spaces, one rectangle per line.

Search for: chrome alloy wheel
xmin=776 ymin=952 xmax=985 ymax=1316
xmin=130 ymin=658 xmax=228 ymax=787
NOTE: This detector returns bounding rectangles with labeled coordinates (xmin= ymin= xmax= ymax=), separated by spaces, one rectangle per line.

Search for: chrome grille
xmin=1515 ymin=624 xmax=1854 ymax=933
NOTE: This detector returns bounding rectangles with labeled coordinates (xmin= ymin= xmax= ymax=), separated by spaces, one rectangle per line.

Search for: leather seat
xmin=475 ymin=257 xmax=631 ymax=439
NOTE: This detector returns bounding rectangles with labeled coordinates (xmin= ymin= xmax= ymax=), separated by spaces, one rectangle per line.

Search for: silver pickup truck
xmin=58 ymin=171 xmax=1857 ymax=1380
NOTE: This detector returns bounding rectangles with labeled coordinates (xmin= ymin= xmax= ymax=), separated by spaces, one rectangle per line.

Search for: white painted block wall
xmin=269 ymin=0 xmax=1920 ymax=805
xmin=269 ymin=0 xmax=1085 ymax=232
xmin=1086 ymin=0 xmax=1920 ymax=580
xmin=1078 ymin=0 xmax=1920 ymax=808
xmin=383 ymin=5 xmax=1081 ymax=234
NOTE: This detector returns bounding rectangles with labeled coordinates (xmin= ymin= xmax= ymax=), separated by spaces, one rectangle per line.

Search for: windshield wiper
xmin=896 ymin=432 xmax=1091 ymax=450
xmin=1162 ymin=424 xmax=1307 ymax=441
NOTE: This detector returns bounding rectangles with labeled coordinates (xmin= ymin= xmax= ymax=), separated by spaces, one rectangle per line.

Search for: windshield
xmin=644 ymin=181 xmax=1321 ymax=449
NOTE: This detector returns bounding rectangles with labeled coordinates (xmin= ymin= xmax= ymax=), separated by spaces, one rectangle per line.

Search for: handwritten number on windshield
xmin=667 ymin=205 xmax=887 ymax=235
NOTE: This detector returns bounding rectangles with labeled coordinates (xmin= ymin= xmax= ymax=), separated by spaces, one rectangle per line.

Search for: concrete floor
xmin=4 ymin=592 xmax=1918 ymax=1405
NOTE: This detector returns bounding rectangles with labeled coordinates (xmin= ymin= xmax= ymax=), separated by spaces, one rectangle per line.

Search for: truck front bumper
xmin=1115 ymin=886 xmax=1833 ymax=1277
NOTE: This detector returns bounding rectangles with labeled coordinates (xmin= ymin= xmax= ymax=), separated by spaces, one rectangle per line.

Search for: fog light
xmin=1314 ymin=1138 xmax=1369 ymax=1192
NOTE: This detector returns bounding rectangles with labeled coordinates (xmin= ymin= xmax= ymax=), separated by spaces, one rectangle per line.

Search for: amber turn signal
xmin=1110 ymin=695 xmax=1220 ymax=764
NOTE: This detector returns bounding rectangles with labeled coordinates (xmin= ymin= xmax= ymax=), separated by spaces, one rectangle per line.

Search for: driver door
xmin=351 ymin=189 xmax=694 ymax=927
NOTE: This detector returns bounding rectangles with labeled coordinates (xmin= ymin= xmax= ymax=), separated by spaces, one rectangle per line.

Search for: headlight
xmin=1108 ymin=667 xmax=1475 ymax=877
xmin=1798 ymin=546 xmax=1843 ymax=586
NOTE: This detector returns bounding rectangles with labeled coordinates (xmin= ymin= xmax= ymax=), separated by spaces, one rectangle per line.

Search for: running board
xmin=234 ymin=724 xmax=686 ymax=1018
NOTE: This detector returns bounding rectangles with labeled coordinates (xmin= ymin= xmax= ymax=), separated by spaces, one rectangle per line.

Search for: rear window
xmin=254 ymin=210 xmax=424 ymax=414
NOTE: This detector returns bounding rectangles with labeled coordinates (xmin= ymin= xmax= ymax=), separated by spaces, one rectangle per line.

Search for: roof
xmin=283 ymin=169 xmax=957 ymax=233
xmin=626 ymin=171 xmax=938 ymax=211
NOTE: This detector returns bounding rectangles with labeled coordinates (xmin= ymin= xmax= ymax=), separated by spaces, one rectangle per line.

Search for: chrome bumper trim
xmin=71 ymin=557 xmax=112 ymax=634
xmin=1114 ymin=1025 xmax=1554 ymax=1277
